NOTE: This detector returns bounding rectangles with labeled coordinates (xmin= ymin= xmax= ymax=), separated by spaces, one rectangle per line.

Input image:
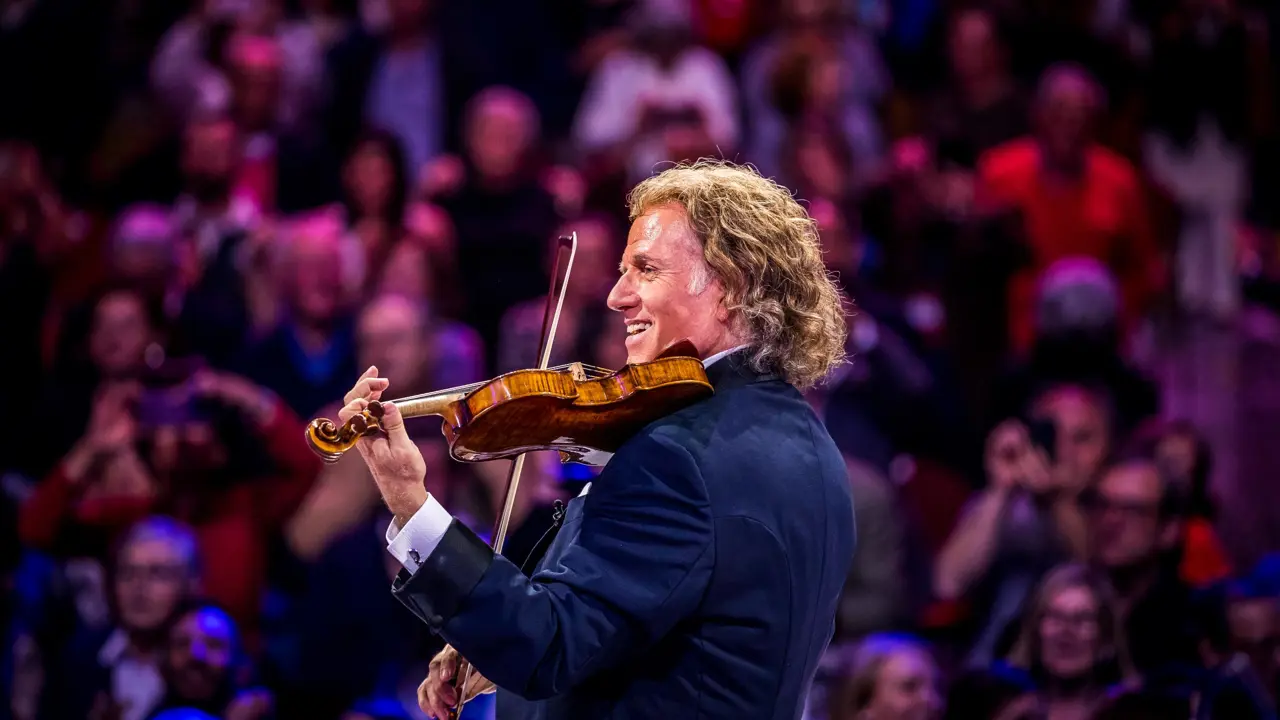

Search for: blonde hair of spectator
xmin=834 ymin=633 xmax=935 ymax=714
xmin=118 ymin=515 xmax=202 ymax=580
xmin=1007 ymin=563 xmax=1136 ymax=679
xmin=626 ymin=159 xmax=848 ymax=389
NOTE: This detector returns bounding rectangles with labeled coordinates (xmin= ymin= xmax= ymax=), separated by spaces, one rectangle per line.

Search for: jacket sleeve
xmin=390 ymin=428 xmax=715 ymax=700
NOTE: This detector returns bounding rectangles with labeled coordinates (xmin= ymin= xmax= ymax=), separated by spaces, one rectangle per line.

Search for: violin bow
xmin=451 ymin=233 xmax=579 ymax=718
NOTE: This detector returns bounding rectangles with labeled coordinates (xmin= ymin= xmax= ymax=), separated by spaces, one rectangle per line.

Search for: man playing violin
xmin=339 ymin=159 xmax=855 ymax=719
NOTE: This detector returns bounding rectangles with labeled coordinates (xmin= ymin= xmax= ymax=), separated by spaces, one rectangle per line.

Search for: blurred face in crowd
xmin=557 ymin=219 xmax=618 ymax=304
xmin=1227 ymin=597 xmax=1280 ymax=685
xmin=854 ymin=647 xmax=941 ymax=720
xmin=375 ymin=240 xmax=433 ymax=300
xmin=1155 ymin=430 xmax=1199 ymax=487
xmin=115 ymin=537 xmax=192 ymax=634
xmin=357 ymin=294 xmax=428 ymax=387
xmin=90 ymin=290 xmax=153 ymax=378
xmin=465 ymin=92 xmax=536 ymax=184
xmin=1038 ymin=582 xmax=1102 ymax=680
xmin=228 ymin=36 xmax=282 ymax=132
xmin=1089 ymin=461 xmax=1177 ymax=570
xmin=948 ymin=9 xmax=1000 ymax=82
xmin=1032 ymin=387 xmax=1109 ymax=481
xmin=344 ymin=140 xmax=397 ymax=218
xmin=806 ymin=51 xmax=845 ymax=113
xmin=167 ymin=607 xmax=236 ymax=702
xmin=608 ymin=205 xmax=736 ymax=364
xmin=1036 ymin=69 xmax=1099 ymax=169
xmin=181 ymin=118 xmax=238 ymax=202
xmin=288 ymin=231 xmax=344 ymax=322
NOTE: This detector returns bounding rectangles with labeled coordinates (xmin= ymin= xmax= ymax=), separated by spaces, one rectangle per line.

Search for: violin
xmin=305 ymin=339 xmax=712 ymax=466
xmin=305 ymin=234 xmax=714 ymax=718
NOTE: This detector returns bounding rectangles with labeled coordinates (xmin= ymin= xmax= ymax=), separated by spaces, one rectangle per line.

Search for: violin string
xmin=382 ymin=362 xmax=593 ymax=405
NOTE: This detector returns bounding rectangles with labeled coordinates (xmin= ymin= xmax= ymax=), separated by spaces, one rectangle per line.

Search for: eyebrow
xmin=620 ymin=251 xmax=655 ymax=274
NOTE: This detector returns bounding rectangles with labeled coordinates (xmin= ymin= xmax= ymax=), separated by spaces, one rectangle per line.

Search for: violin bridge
xmin=568 ymin=362 xmax=588 ymax=382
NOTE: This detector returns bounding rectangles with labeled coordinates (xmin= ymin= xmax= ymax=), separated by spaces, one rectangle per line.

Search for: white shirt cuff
xmin=385 ymin=494 xmax=454 ymax=574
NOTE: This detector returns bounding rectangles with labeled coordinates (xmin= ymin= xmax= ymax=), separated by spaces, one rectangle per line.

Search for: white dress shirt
xmin=386 ymin=345 xmax=749 ymax=573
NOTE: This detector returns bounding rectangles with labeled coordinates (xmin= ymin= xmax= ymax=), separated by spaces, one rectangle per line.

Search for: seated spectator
xmin=150 ymin=601 xmax=273 ymax=719
xmin=424 ymin=85 xmax=562 ymax=372
xmin=1002 ymin=563 xmax=1137 ymax=719
xmin=166 ymin=110 xmax=263 ymax=368
xmin=235 ymin=209 xmax=361 ymax=419
xmin=571 ymin=0 xmax=740 ymax=187
xmin=1081 ymin=454 xmax=1201 ymax=676
xmin=934 ymin=410 xmax=1090 ymax=667
xmin=20 ymin=363 xmax=320 ymax=643
xmin=993 ymin=258 xmax=1161 ymax=441
xmin=32 ymin=283 xmax=168 ymax=480
xmin=38 ymin=516 xmax=201 ymax=720
xmin=976 ymin=63 xmax=1162 ymax=355
xmin=739 ymin=0 xmax=886 ymax=183
xmin=825 ymin=633 xmax=942 ymax=720
xmin=1127 ymin=419 xmax=1233 ymax=588
xmin=923 ymin=6 xmax=1029 ymax=170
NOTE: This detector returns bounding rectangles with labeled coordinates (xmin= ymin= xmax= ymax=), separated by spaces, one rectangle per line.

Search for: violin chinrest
xmin=655 ymin=338 xmax=701 ymax=361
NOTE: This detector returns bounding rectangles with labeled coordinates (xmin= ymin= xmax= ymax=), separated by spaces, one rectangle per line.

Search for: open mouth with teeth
xmin=626 ymin=321 xmax=653 ymax=338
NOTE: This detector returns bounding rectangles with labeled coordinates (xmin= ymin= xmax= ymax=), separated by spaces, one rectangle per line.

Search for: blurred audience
xmin=5 ymin=1 xmax=1280 ymax=719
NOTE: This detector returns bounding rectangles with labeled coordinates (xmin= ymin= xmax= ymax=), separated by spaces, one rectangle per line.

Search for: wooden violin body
xmin=306 ymin=340 xmax=714 ymax=467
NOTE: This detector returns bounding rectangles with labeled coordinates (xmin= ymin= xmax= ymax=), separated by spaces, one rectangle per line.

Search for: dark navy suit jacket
xmin=391 ymin=352 xmax=857 ymax=718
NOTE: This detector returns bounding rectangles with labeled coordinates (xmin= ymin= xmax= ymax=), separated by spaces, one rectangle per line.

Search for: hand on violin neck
xmin=340 ymin=366 xmax=429 ymax=521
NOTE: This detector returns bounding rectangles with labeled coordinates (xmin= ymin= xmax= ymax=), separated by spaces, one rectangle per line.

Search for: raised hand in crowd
xmin=64 ymin=381 xmax=143 ymax=484
xmin=192 ymin=367 xmax=279 ymax=426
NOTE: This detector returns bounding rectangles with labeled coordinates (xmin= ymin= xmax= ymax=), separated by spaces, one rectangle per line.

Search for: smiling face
xmin=606 ymin=204 xmax=740 ymax=364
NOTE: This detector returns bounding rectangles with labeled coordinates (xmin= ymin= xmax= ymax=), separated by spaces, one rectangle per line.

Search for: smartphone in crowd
xmin=1024 ymin=417 xmax=1058 ymax=464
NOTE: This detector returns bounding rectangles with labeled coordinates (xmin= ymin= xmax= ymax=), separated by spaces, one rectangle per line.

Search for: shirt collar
xmin=703 ymin=344 xmax=750 ymax=368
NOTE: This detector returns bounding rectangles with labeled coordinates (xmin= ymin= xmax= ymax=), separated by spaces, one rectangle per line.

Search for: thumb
xmin=377 ymin=400 xmax=414 ymax=448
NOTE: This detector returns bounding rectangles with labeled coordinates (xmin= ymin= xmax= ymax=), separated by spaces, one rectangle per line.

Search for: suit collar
xmin=703 ymin=347 xmax=780 ymax=389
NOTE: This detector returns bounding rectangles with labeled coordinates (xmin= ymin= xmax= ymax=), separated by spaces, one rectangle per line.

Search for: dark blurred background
xmin=4 ymin=0 xmax=1280 ymax=718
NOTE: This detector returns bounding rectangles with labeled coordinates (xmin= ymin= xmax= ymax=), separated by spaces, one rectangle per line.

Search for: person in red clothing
xmin=977 ymin=63 xmax=1163 ymax=354
xmin=19 ymin=363 xmax=321 ymax=645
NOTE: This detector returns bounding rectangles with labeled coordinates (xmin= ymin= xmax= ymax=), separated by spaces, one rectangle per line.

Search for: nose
xmin=606 ymin=272 xmax=636 ymax=313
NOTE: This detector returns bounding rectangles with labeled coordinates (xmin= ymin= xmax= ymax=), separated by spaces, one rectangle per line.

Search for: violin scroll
xmin=305 ymin=409 xmax=383 ymax=463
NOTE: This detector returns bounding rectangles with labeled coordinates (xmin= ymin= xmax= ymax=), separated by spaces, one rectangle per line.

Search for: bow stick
xmin=450 ymin=233 xmax=579 ymax=718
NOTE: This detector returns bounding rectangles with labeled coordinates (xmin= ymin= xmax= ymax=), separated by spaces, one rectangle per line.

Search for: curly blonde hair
xmin=626 ymin=159 xmax=847 ymax=389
